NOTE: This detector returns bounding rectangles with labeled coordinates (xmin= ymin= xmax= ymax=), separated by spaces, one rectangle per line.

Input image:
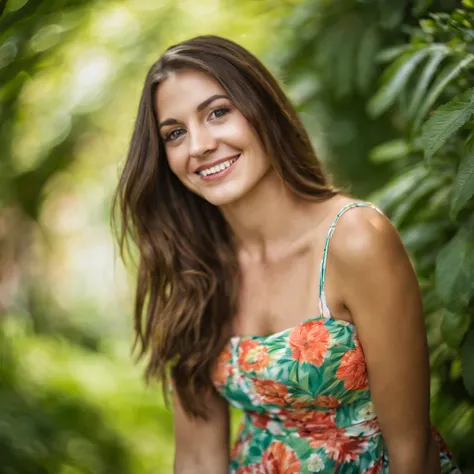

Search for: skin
xmin=155 ymin=70 xmax=441 ymax=474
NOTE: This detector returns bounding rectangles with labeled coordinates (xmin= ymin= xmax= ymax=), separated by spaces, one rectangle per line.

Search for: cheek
xmin=165 ymin=148 xmax=187 ymax=177
xmin=232 ymin=116 xmax=255 ymax=143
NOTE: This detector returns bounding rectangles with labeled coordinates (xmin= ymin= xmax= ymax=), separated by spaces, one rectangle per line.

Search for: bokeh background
xmin=1 ymin=0 xmax=474 ymax=472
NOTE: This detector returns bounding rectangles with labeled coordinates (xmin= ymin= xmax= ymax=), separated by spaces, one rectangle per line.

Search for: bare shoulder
xmin=328 ymin=203 xmax=407 ymax=269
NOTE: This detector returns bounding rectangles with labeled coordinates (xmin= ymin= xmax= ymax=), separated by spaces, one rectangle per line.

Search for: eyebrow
xmin=158 ymin=94 xmax=229 ymax=130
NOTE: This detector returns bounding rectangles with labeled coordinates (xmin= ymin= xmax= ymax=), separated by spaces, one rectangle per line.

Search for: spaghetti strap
xmin=319 ymin=202 xmax=383 ymax=319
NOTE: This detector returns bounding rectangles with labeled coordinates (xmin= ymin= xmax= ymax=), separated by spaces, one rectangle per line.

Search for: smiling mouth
xmin=196 ymin=155 xmax=240 ymax=177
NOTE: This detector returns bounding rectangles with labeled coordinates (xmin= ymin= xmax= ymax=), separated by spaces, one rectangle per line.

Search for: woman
xmin=113 ymin=35 xmax=459 ymax=473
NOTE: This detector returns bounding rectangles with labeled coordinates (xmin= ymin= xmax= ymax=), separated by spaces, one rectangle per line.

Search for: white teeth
xmin=198 ymin=156 xmax=238 ymax=177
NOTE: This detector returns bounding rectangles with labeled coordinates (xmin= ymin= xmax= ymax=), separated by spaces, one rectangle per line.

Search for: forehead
xmin=155 ymin=70 xmax=227 ymax=119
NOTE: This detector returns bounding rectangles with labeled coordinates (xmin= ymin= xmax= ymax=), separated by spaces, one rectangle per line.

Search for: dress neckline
xmin=229 ymin=202 xmax=380 ymax=343
xmin=229 ymin=314 xmax=355 ymax=342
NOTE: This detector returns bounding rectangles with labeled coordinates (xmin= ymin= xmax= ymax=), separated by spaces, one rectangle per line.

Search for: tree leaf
xmin=333 ymin=24 xmax=360 ymax=99
xmin=356 ymin=26 xmax=380 ymax=95
xmin=369 ymin=138 xmax=410 ymax=163
xmin=441 ymin=310 xmax=470 ymax=349
xmin=369 ymin=164 xmax=429 ymax=211
xmin=408 ymin=47 xmax=448 ymax=119
xmin=421 ymin=87 xmax=474 ymax=161
xmin=461 ymin=327 xmax=474 ymax=396
xmin=413 ymin=55 xmax=474 ymax=131
xmin=375 ymin=44 xmax=414 ymax=63
xmin=435 ymin=226 xmax=473 ymax=312
xmin=401 ymin=220 xmax=451 ymax=253
xmin=378 ymin=0 xmax=408 ymax=30
xmin=412 ymin=0 xmax=433 ymax=16
xmin=451 ymin=151 xmax=474 ymax=218
xmin=368 ymin=47 xmax=434 ymax=118
xmin=391 ymin=175 xmax=445 ymax=227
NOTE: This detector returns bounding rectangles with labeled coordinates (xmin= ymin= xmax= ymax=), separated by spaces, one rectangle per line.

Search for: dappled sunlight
xmin=1 ymin=0 xmax=473 ymax=472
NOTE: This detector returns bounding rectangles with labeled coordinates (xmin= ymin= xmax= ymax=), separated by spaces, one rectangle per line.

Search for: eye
xmin=209 ymin=107 xmax=230 ymax=120
xmin=164 ymin=128 xmax=186 ymax=142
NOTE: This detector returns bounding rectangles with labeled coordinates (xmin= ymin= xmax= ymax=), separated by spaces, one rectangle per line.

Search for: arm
xmin=332 ymin=210 xmax=440 ymax=474
xmin=173 ymin=389 xmax=230 ymax=474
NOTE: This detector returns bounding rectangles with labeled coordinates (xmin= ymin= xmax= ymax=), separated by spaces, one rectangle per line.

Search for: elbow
xmin=174 ymin=458 xmax=207 ymax=474
xmin=387 ymin=435 xmax=441 ymax=474
xmin=174 ymin=450 xmax=229 ymax=474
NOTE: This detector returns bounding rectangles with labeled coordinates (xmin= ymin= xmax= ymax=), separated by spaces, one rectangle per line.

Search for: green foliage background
xmin=1 ymin=0 xmax=473 ymax=472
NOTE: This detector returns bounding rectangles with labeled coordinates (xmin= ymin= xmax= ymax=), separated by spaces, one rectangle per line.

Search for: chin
xmin=202 ymin=191 xmax=244 ymax=207
xmin=195 ymin=182 xmax=249 ymax=207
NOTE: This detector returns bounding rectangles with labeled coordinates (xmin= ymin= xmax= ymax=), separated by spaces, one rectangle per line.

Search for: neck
xmin=220 ymin=169 xmax=329 ymax=263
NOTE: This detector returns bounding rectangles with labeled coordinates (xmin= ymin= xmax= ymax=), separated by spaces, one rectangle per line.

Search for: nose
xmin=188 ymin=123 xmax=217 ymax=158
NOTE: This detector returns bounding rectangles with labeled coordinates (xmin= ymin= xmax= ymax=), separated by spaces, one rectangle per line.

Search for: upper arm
xmin=332 ymin=209 xmax=433 ymax=462
xmin=173 ymin=389 xmax=230 ymax=473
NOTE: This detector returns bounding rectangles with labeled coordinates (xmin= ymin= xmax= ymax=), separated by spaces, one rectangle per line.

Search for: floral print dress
xmin=211 ymin=202 xmax=460 ymax=474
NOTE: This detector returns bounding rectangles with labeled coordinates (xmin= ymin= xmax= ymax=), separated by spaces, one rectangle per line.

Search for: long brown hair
xmin=111 ymin=35 xmax=336 ymax=419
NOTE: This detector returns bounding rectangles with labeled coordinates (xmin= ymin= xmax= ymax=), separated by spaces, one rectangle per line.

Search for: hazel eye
xmin=209 ymin=107 xmax=230 ymax=120
xmin=165 ymin=128 xmax=186 ymax=142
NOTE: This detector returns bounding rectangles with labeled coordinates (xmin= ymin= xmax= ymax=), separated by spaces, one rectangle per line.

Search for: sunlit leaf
xmin=369 ymin=164 xmax=429 ymax=211
xmin=375 ymin=44 xmax=415 ymax=63
xmin=368 ymin=48 xmax=434 ymax=118
xmin=391 ymin=175 xmax=445 ymax=227
xmin=408 ymin=47 xmax=449 ymax=119
xmin=413 ymin=55 xmax=474 ymax=131
xmin=421 ymin=87 xmax=474 ymax=161
xmin=369 ymin=138 xmax=410 ymax=163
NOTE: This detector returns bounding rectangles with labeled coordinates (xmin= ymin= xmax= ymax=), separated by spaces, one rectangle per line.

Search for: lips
xmin=194 ymin=154 xmax=240 ymax=173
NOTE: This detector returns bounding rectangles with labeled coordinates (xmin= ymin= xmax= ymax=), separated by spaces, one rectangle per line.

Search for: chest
xmin=233 ymin=249 xmax=322 ymax=337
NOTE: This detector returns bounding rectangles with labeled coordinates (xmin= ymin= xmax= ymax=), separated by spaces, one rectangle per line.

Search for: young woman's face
xmin=155 ymin=70 xmax=271 ymax=206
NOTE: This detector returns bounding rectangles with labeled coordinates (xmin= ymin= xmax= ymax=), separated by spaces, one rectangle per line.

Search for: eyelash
xmin=164 ymin=106 xmax=231 ymax=142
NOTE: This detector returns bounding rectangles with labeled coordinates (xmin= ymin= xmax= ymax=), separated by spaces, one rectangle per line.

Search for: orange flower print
xmin=249 ymin=412 xmax=270 ymax=430
xmin=336 ymin=345 xmax=368 ymax=390
xmin=315 ymin=395 xmax=341 ymax=408
xmin=309 ymin=428 xmax=367 ymax=464
xmin=289 ymin=320 xmax=329 ymax=366
xmin=212 ymin=346 xmax=233 ymax=387
xmin=291 ymin=394 xmax=341 ymax=409
xmin=283 ymin=409 xmax=336 ymax=434
xmin=235 ymin=465 xmax=261 ymax=474
xmin=262 ymin=441 xmax=302 ymax=474
xmin=252 ymin=378 xmax=289 ymax=406
xmin=238 ymin=339 xmax=270 ymax=372
xmin=291 ymin=394 xmax=315 ymax=409
xmin=363 ymin=457 xmax=385 ymax=474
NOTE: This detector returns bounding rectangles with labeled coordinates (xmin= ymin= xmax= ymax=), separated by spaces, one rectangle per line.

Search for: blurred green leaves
xmin=1 ymin=317 xmax=174 ymax=473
